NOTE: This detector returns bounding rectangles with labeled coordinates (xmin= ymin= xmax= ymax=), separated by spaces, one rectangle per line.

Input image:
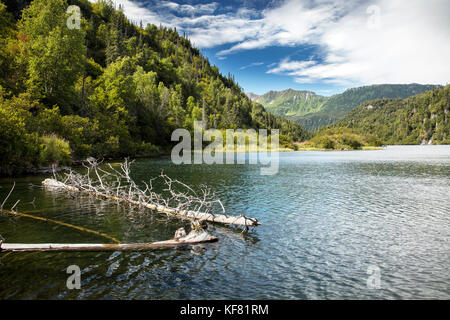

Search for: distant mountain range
xmin=247 ymin=84 xmax=440 ymax=131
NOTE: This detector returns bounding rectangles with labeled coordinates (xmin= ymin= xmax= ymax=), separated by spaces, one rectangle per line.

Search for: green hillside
xmin=250 ymin=84 xmax=439 ymax=131
xmin=329 ymin=85 xmax=450 ymax=145
xmin=0 ymin=0 xmax=307 ymax=175
xmin=248 ymin=89 xmax=328 ymax=118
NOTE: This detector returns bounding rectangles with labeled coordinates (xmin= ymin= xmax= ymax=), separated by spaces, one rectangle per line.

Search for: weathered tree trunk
xmin=0 ymin=229 xmax=218 ymax=252
xmin=42 ymin=179 xmax=260 ymax=227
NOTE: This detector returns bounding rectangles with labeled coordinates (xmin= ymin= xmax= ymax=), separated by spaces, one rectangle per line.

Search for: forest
xmin=330 ymin=85 xmax=450 ymax=145
xmin=250 ymin=84 xmax=438 ymax=131
xmin=0 ymin=0 xmax=307 ymax=175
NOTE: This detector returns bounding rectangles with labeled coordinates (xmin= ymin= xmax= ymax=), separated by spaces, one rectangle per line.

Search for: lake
xmin=0 ymin=145 xmax=449 ymax=299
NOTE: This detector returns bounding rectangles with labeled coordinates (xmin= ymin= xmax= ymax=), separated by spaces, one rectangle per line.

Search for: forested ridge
xmin=329 ymin=85 xmax=450 ymax=145
xmin=250 ymin=84 xmax=439 ymax=131
xmin=248 ymin=89 xmax=328 ymax=119
xmin=0 ymin=0 xmax=307 ymax=175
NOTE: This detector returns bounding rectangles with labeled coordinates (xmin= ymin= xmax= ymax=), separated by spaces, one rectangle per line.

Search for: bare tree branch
xmin=42 ymin=159 xmax=260 ymax=228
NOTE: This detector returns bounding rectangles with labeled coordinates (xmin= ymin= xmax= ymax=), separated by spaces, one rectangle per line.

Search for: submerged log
xmin=42 ymin=178 xmax=260 ymax=227
xmin=0 ymin=228 xmax=218 ymax=252
xmin=1 ymin=209 xmax=120 ymax=244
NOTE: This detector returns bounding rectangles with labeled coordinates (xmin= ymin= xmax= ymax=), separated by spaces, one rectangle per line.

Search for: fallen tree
xmin=42 ymin=159 xmax=260 ymax=229
xmin=0 ymin=181 xmax=218 ymax=252
xmin=0 ymin=225 xmax=218 ymax=252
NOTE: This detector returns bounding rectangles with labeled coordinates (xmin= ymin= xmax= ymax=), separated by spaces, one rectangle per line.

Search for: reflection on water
xmin=0 ymin=145 xmax=449 ymax=299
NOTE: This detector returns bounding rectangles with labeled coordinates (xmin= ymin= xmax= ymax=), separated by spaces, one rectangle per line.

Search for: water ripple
xmin=0 ymin=146 xmax=449 ymax=299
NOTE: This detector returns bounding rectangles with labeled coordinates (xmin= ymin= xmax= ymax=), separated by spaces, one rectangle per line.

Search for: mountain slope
xmin=248 ymin=89 xmax=328 ymax=118
xmin=330 ymin=85 xmax=450 ymax=145
xmin=250 ymin=84 xmax=440 ymax=131
xmin=0 ymin=0 xmax=307 ymax=174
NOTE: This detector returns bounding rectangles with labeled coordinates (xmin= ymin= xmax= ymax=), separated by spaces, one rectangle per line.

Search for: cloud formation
xmin=89 ymin=0 xmax=450 ymax=86
xmin=159 ymin=1 xmax=218 ymax=16
xmin=266 ymin=0 xmax=450 ymax=85
xmin=240 ymin=62 xmax=264 ymax=70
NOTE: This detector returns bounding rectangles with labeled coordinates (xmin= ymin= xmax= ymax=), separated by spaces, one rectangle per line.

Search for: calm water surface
xmin=0 ymin=145 xmax=449 ymax=299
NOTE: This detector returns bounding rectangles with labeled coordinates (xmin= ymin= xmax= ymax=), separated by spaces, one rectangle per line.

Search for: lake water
xmin=0 ymin=145 xmax=449 ymax=299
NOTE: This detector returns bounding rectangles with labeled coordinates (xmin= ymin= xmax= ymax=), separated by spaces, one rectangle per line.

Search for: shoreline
xmin=4 ymin=144 xmax=450 ymax=178
xmin=294 ymin=146 xmax=385 ymax=151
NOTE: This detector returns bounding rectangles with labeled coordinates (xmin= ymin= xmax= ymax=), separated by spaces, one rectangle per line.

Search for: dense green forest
xmin=329 ymin=85 xmax=450 ymax=145
xmin=0 ymin=0 xmax=307 ymax=175
xmin=250 ymin=84 xmax=439 ymax=131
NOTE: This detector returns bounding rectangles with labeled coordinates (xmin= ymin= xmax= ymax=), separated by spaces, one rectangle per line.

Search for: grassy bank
xmin=295 ymin=128 xmax=384 ymax=151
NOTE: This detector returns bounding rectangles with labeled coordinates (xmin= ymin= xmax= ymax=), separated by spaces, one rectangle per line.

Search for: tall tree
xmin=0 ymin=2 xmax=15 ymax=91
xmin=18 ymin=0 xmax=85 ymax=112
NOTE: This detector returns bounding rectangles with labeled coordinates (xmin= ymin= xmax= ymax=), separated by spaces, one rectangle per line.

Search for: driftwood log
xmin=41 ymin=159 xmax=260 ymax=229
xmin=42 ymin=178 xmax=260 ymax=228
xmin=0 ymin=227 xmax=217 ymax=252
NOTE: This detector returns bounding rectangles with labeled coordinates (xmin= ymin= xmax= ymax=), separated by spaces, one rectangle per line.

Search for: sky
xmin=90 ymin=0 xmax=450 ymax=96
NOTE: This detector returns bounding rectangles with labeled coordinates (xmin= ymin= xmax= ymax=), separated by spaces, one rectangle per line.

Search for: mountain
xmin=0 ymin=0 xmax=307 ymax=175
xmin=329 ymin=85 xmax=450 ymax=145
xmin=247 ymin=89 xmax=328 ymax=119
xmin=249 ymin=84 xmax=440 ymax=131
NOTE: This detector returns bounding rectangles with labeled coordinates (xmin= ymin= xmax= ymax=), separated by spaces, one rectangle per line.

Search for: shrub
xmin=279 ymin=134 xmax=295 ymax=149
xmin=314 ymin=135 xmax=335 ymax=149
xmin=40 ymin=134 xmax=72 ymax=166
xmin=362 ymin=134 xmax=384 ymax=147
xmin=0 ymin=101 xmax=41 ymax=174
xmin=310 ymin=127 xmax=382 ymax=150
xmin=99 ymin=135 xmax=121 ymax=158
xmin=138 ymin=142 xmax=161 ymax=156
xmin=342 ymin=135 xmax=363 ymax=149
xmin=60 ymin=115 xmax=99 ymax=159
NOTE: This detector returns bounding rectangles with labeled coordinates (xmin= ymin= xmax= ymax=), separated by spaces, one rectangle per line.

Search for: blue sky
xmin=91 ymin=0 xmax=450 ymax=96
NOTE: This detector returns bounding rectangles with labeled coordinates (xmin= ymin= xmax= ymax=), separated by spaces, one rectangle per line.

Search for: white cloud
xmin=159 ymin=1 xmax=219 ymax=15
xmin=87 ymin=0 xmax=219 ymax=29
xmin=88 ymin=0 xmax=337 ymax=50
xmin=88 ymin=0 xmax=165 ymax=25
xmin=217 ymin=0 xmax=340 ymax=55
xmin=267 ymin=59 xmax=315 ymax=74
xmin=88 ymin=0 xmax=260 ymax=48
xmin=266 ymin=0 xmax=450 ymax=85
xmin=89 ymin=0 xmax=450 ymax=86
xmin=240 ymin=62 xmax=264 ymax=70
